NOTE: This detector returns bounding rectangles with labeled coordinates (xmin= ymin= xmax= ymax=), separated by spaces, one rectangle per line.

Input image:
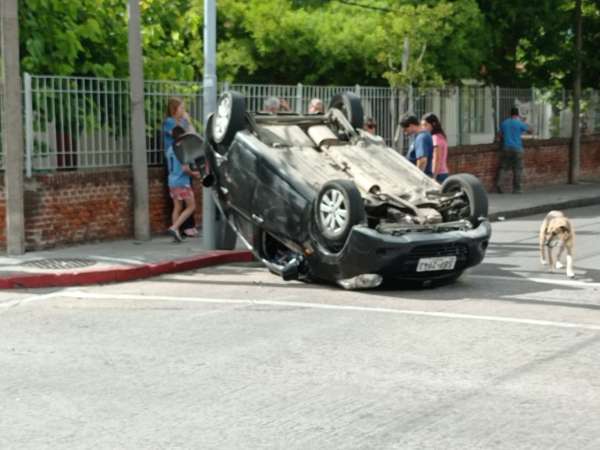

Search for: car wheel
xmin=315 ymin=179 xmax=365 ymax=251
xmin=329 ymin=92 xmax=364 ymax=130
xmin=442 ymin=173 xmax=488 ymax=226
xmin=212 ymin=91 xmax=246 ymax=147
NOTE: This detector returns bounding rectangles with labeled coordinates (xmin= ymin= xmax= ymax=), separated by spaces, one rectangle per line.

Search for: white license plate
xmin=416 ymin=256 xmax=457 ymax=272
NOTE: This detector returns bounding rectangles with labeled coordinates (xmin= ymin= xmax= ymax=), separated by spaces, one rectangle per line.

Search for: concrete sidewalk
xmin=1 ymin=182 xmax=598 ymax=289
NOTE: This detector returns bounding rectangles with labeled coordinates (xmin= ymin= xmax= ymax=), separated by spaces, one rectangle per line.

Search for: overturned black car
xmin=176 ymin=91 xmax=491 ymax=289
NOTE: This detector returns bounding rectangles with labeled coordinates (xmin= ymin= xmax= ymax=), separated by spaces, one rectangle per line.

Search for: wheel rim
xmin=319 ymin=188 xmax=348 ymax=236
xmin=213 ymin=94 xmax=232 ymax=141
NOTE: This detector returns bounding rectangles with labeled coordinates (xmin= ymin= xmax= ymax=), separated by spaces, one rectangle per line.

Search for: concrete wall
xmin=0 ymin=136 xmax=598 ymax=251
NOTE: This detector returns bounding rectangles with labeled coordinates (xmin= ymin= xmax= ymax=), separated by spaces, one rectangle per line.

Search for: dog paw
xmin=555 ymin=261 xmax=564 ymax=269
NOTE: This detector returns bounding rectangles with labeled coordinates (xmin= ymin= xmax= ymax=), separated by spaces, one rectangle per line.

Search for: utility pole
xmin=128 ymin=0 xmax=150 ymax=240
xmin=1 ymin=0 xmax=25 ymax=255
xmin=202 ymin=0 xmax=217 ymax=250
xmin=569 ymin=0 xmax=582 ymax=184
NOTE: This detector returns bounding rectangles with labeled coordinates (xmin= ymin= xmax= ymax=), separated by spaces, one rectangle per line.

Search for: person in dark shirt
xmin=401 ymin=114 xmax=434 ymax=176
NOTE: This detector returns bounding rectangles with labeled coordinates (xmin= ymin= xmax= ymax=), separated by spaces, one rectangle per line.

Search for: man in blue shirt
xmin=495 ymin=107 xmax=532 ymax=194
xmin=401 ymin=114 xmax=434 ymax=176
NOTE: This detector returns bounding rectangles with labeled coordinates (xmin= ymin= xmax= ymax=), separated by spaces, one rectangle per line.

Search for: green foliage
xmin=477 ymin=0 xmax=600 ymax=89
xmin=19 ymin=0 xmax=129 ymax=77
xmin=17 ymin=0 xmax=600 ymax=90
xmin=375 ymin=0 xmax=485 ymax=87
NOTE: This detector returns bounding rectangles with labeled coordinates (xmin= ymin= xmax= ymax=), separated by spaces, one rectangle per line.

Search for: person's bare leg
xmin=172 ymin=196 xmax=196 ymax=230
xmin=170 ymin=199 xmax=182 ymax=229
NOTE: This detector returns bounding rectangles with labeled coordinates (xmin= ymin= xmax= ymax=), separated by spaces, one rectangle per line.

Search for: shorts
xmin=169 ymin=186 xmax=195 ymax=201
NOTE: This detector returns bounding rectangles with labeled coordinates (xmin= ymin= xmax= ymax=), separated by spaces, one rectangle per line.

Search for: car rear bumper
xmin=307 ymin=221 xmax=492 ymax=282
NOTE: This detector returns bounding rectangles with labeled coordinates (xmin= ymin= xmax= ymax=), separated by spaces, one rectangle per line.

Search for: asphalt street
xmin=1 ymin=206 xmax=599 ymax=449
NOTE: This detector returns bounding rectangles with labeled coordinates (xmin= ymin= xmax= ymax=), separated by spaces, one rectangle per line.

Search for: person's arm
xmin=414 ymin=134 xmax=428 ymax=172
xmin=182 ymin=164 xmax=201 ymax=178
xmin=163 ymin=117 xmax=176 ymax=149
xmin=432 ymin=145 xmax=441 ymax=176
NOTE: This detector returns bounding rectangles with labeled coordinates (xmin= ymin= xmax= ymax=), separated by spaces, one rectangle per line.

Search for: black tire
xmin=314 ymin=179 xmax=365 ymax=251
xmin=441 ymin=173 xmax=488 ymax=226
xmin=211 ymin=91 xmax=246 ymax=147
xmin=329 ymin=92 xmax=364 ymax=130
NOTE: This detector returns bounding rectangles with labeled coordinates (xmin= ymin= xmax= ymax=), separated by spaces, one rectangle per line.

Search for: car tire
xmin=212 ymin=91 xmax=246 ymax=147
xmin=329 ymin=92 xmax=364 ymax=130
xmin=441 ymin=173 xmax=488 ymax=226
xmin=314 ymin=179 xmax=365 ymax=251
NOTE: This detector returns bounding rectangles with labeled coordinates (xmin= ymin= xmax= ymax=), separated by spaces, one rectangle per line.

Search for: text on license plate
xmin=416 ymin=256 xmax=457 ymax=272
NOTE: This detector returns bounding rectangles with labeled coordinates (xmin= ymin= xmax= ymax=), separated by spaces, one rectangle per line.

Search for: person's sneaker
xmin=184 ymin=228 xmax=199 ymax=238
xmin=495 ymin=185 xmax=503 ymax=194
xmin=167 ymin=228 xmax=183 ymax=243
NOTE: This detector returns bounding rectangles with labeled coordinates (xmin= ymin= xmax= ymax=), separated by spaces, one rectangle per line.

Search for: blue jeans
xmin=435 ymin=173 xmax=449 ymax=183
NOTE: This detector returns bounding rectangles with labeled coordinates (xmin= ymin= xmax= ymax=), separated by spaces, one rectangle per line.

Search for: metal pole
xmin=203 ymin=0 xmax=217 ymax=250
xmin=495 ymin=85 xmax=500 ymax=137
xmin=128 ymin=0 xmax=150 ymax=240
xmin=24 ymin=72 xmax=33 ymax=177
xmin=2 ymin=0 xmax=25 ymax=255
xmin=296 ymin=83 xmax=302 ymax=114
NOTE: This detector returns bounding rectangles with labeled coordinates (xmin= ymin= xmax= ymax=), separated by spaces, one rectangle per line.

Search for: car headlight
xmin=337 ymin=274 xmax=383 ymax=290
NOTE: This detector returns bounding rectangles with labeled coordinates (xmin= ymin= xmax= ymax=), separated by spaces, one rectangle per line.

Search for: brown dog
xmin=539 ymin=210 xmax=575 ymax=278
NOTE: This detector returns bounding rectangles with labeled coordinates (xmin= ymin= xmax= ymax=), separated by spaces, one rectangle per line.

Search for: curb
xmin=0 ymin=250 xmax=254 ymax=289
xmin=489 ymin=196 xmax=600 ymax=222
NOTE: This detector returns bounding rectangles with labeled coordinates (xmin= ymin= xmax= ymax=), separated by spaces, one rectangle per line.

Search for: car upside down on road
xmin=175 ymin=91 xmax=492 ymax=289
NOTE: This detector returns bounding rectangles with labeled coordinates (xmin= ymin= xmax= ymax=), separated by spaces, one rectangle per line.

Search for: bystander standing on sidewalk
xmin=421 ymin=112 xmax=449 ymax=183
xmin=165 ymin=126 xmax=201 ymax=243
xmin=495 ymin=107 xmax=532 ymax=194
xmin=163 ymin=97 xmax=199 ymax=237
xmin=401 ymin=114 xmax=434 ymax=176
xmin=308 ymin=98 xmax=324 ymax=114
xmin=364 ymin=117 xmax=377 ymax=134
xmin=263 ymin=96 xmax=280 ymax=113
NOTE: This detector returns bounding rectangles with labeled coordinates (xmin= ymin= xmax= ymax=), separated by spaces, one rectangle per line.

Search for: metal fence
xmin=3 ymin=74 xmax=599 ymax=173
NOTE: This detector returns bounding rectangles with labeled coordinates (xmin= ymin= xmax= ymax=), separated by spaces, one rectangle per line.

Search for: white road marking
xmin=53 ymin=290 xmax=600 ymax=332
xmin=0 ymin=291 xmax=63 ymax=311
xmin=469 ymin=274 xmax=600 ymax=288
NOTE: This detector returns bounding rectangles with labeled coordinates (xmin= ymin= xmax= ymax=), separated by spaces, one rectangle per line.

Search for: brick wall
xmin=0 ymin=136 xmax=598 ymax=251
xmin=448 ymin=135 xmax=600 ymax=191
xmin=0 ymin=167 xmax=202 ymax=251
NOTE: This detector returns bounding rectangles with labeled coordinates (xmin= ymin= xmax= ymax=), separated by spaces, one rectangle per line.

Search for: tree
xmin=477 ymin=0 xmax=600 ymax=89
xmin=374 ymin=0 xmax=486 ymax=87
xmin=19 ymin=0 xmax=129 ymax=77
